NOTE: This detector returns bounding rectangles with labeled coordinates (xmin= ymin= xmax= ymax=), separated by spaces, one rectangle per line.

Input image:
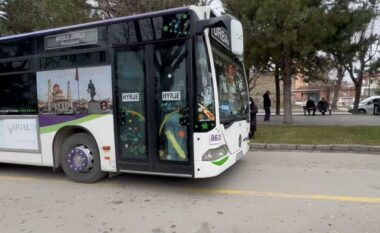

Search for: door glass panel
xmin=153 ymin=41 xmax=189 ymax=162
xmin=115 ymin=48 xmax=147 ymax=160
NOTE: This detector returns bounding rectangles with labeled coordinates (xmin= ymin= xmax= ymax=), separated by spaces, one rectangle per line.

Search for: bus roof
xmin=0 ymin=6 xmax=192 ymax=42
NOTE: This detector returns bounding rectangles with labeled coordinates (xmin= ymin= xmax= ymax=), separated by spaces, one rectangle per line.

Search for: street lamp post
xmin=368 ymin=75 xmax=371 ymax=97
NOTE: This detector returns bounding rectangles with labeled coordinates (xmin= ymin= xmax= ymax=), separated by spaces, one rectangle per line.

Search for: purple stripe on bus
xmin=39 ymin=114 xmax=87 ymax=127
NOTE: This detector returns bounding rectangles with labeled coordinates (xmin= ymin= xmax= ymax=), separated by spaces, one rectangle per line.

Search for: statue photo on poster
xmin=37 ymin=65 xmax=113 ymax=115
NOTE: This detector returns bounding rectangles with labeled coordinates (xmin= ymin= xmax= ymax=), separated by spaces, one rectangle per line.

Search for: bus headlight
xmin=202 ymin=145 xmax=228 ymax=161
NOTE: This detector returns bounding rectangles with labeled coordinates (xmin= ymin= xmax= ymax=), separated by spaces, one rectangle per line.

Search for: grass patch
xmin=253 ymin=125 xmax=380 ymax=145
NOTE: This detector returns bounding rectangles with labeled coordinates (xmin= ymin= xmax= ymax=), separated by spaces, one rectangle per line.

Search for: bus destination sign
xmin=211 ymin=27 xmax=230 ymax=50
xmin=45 ymin=29 xmax=98 ymax=50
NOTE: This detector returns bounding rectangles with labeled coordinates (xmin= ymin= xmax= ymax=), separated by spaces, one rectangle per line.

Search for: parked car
xmin=348 ymin=96 xmax=380 ymax=114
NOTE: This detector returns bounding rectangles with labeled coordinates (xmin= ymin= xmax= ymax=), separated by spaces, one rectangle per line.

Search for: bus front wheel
xmin=60 ymin=133 xmax=106 ymax=183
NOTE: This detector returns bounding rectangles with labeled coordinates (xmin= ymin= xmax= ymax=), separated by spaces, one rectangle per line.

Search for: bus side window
xmin=0 ymin=73 xmax=37 ymax=115
xmin=40 ymin=51 xmax=106 ymax=70
xmin=0 ymin=38 xmax=35 ymax=59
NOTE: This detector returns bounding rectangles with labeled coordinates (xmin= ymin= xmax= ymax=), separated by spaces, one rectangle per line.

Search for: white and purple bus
xmin=0 ymin=6 xmax=249 ymax=182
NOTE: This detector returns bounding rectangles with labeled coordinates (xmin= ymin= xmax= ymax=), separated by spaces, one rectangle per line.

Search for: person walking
xmin=263 ymin=90 xmax=271 ymax=121
xmin=249 ymin=97 xmax=258 ymax=139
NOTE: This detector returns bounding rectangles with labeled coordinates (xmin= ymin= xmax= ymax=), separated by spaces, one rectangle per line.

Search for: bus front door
xmin=114 ymin=41 xmax=193 ymax=176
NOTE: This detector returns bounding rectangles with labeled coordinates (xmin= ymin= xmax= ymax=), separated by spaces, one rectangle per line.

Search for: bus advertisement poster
xmin=37 ymin=65 xmax=113 ymax=115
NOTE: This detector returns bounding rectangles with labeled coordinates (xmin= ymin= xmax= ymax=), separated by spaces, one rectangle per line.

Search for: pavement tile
xmin=368 ymin=146 xmax=380 ymax=153
xmin=281 ymin=144 xmax=297 ymax=150
xmin=315 ymin=145 xmax=332 ymax=151
xmin=266 ymin=144 xmax=282 ymax=150
xmin=249 ymin=143 xmax=379 ymax=154
xmin=297 ymin=144 xmax=315 ymax=150
xmin=351 ymin=145 xmax=370 ymax=152
xmin=250 ymin=143 xmax=266 ymax=150
xmin=331 ymin=145 xmax=351 ymax=151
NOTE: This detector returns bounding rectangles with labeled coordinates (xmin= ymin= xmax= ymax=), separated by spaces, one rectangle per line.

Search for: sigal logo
xmin=7 ymin=123 xmax=34 ymax=134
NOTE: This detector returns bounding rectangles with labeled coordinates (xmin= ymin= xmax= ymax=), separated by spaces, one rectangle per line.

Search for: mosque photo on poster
xmin=37 ymin=65 xmax=113 ymax=115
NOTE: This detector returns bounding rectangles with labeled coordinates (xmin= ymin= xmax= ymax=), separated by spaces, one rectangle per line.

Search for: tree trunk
xmin=275 ymin=65 xmax=281 ymax=115
xmin=353 ymin=82 xmax=362 ymax=114
xmin=350 ymin=63 xmax=365 ymax=114
xmin=282 ymin=55 xmax=293 ymax=124
xmin=331 ymin=65 xmax=344 ymax=110
xmin=353 ymin=72 xmax=364 ymax=114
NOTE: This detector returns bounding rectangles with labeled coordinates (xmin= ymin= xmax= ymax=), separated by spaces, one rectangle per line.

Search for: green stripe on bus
xmin=40 ymin=114 xmax=106 ymax=134
xmin=212 ymin=155 xmax=229 ymax=166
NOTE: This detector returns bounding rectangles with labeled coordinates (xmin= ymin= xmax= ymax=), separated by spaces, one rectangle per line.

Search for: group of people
xmin=305 ymin=98 xmax=329 ymax=116
xmin=249 ymin=92 xmax=330 ymax=138
xmin=249 ymin=90 xmax=270 ymax=139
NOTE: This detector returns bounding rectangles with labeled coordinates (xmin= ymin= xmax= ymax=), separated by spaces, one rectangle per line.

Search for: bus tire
xmin=60 ymin=133 xmax=106 ymax=183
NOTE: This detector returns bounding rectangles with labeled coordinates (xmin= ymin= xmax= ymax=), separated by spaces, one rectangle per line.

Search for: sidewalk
xmin=256 ymin=114 xmax=380 ymax=126
xmin=256 ymin=109 xmax=351 ymax=116
xmin=252 ymin=111 xmax=380 ymax=154
xmin=250 ymin=143 xmax=380 ymax=154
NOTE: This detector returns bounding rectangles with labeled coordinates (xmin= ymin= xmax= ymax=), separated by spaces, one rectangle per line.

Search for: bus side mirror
xmin=193 ymin=15 xmax=230 ymax=35
xmin=193 ymin=15 xmax=244 ymax=57
xmin=230 ymin=19 xmax=243 ymax=56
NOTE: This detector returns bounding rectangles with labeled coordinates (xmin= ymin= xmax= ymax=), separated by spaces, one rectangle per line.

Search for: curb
xmin=250 ymin=143 xmax=380 ymax=154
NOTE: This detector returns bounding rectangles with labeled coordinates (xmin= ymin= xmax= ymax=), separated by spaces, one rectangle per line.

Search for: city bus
xmin=0 ymin=6 xmax=250 ymax=183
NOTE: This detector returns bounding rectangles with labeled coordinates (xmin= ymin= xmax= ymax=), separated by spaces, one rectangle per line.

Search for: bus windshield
xmin=212 ymin=43 xmax=248 ymax=125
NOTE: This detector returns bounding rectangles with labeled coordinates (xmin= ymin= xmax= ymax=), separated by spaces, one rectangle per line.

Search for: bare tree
xmin=94 ymin=0 xmax=213 ymax=19
xmin=344 ymin=19 xmax=380 ymax=113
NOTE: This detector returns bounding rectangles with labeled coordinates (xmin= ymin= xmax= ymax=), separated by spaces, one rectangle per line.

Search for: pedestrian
xmin=306 ymin=98 xmax=316 ymax=115
xmin=249 ymin=97 xmax=258 ymax=139
xmin=263 ymin=90 xmax=271 ymax=121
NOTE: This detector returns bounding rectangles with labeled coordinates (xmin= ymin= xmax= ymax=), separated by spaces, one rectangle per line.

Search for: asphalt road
xmin=1 ymin=151 xmax=380 ymax=233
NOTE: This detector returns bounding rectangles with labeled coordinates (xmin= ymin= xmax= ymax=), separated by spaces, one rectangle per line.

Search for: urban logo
xmin=211 ymin=27 xmax=230 ymax=49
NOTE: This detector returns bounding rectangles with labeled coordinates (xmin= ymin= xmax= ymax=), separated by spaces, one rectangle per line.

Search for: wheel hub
xmin=67 ymin=146 xmax=94 ymax=173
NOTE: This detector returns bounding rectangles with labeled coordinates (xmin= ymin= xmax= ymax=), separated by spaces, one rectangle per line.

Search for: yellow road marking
xmin=0 ymin=174 xmax=120 ymax=187
xmin=0 ymin=175 xmax=42 ymax=182
xmin=195 ymin=189 xmax=380 ymax=204
xmin=1 ymin=175 xmax=380 ymax=204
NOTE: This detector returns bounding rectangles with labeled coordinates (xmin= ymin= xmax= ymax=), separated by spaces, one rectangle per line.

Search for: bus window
xmin=0 ymin=60 xmax=31 ymax=73
xmin=0 ymin=73 xmax=37 ymax=115
xmin=154 ymin=41 xmax=189 ymax=162
xmin=0 ymin=38 xmax=35 ymax=59
xmin=40 ymin=51 xmax=106 ymax=70
xmin=139 ymin=19 xmax=154 ymax=41
xmin=212 ymin=44 xmax=248 ymax=124
xmin=110 ymin=13 xmax=190 ymax=46
xmin=195 ymin=35 xmax=215 ymax=132
xmin=115 ymin=47 xmax=147 ymax=160
xmin=111 ymin=21 xmax=139 ymax=45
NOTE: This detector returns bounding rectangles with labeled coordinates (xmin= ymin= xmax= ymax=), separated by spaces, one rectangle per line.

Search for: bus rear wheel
xmin=60 ymin=133 xmax=106 ymax=183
